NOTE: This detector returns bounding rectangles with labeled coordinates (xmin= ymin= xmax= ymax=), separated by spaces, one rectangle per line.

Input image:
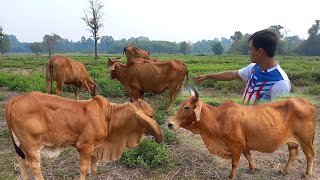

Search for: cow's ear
xmin=109 ymin=64 xmax=116 ymax=71
xmin=135 ymin=111 xmax=162 ymax=143
xmin=194 ymin=101 xmax=203 ymax=121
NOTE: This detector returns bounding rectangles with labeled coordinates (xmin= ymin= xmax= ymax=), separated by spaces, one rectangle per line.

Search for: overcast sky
xmin=0 ymin=0 xmax=319 ymax=43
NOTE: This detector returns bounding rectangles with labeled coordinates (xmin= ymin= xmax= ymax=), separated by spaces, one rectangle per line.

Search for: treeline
xmin=1 ymin=20 xmax=319 ymax=56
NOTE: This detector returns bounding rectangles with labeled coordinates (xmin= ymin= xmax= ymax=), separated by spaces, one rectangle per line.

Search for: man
xmin=193 ymin=29 xmax=290 ymax=105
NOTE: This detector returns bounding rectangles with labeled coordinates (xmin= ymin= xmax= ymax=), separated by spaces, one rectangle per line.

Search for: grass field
xmin=0 ymin=54 xmax=319 ymax=179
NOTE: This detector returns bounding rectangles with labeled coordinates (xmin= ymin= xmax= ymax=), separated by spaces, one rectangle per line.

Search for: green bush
xmin=120 ymin=139 xmax=174 ymax=168
xmin=162 ymin=126 xmax=178 ymax=144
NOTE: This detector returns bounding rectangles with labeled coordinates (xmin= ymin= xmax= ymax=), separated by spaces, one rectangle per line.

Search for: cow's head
xmin=167 ymin=87 xmax=203 ymax=131
xmin=108 ymin=57 xmax=122 ymax=79
xmin=89 ymin=81 xmax=98 ymax=97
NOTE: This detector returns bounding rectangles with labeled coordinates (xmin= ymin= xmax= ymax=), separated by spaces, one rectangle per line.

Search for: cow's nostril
xmin=167 ymin=123 xmax=173 ymax=129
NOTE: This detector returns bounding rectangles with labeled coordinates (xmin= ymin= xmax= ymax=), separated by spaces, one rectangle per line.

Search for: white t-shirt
xmin=238 ymin=63 xmax=291 ymax=105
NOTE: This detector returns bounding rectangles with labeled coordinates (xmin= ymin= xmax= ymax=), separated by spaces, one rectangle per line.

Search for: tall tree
xmin=212 ymin=42 xmax=223 ymax=60
xmin=29 ymin=42 xmax=43 ymax=55
xmin=180 ymin=41 xmax=191 ymax=55
xmin=82 ymin=0 xmax=104 ymax=63
xmin=0 ymin=26 xmax=11 ymax=55
xmin=303 ymin=20 xmax=320 ymax=56
xmin=43 ymin=33 xmax=61 ymax=57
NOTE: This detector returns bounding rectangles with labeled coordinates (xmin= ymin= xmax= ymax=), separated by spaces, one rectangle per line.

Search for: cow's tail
xmin=182 ymin=61 xmax=189 ymax=88
xmin=5 ymin=99 xmax=25 ymax=159
xmin=48 ymin=59 xmax=54 ymax=94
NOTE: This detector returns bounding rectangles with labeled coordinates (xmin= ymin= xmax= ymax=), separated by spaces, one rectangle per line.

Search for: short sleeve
xmin=238 ymin=63 xmax=255 ymax=80
xmin=270 ymin=80 xmax=291 ymax=100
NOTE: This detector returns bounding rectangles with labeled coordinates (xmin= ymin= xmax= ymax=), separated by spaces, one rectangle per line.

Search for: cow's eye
xmin=184 ymin=106 xmax=190 ymax=110
xmin=140 ymin=102 xmax=145 ymax=107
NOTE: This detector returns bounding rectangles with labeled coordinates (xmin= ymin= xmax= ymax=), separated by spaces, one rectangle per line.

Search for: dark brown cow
xmin=168 ymin=88 xmax=316 ymax=180
xmin=46 ymin=55 xmax=97 ymax=99
xmin=108 ymin=57 xmax=188 ymax=111
xmin=6 ymin=91 xmax=162 ymax=180
xmin=123 ymin=45 xmax=151 ymax=62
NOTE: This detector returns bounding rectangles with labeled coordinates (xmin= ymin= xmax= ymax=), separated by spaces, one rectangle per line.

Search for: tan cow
xmin=108 ymin=57 xmax=188 ymax=111
xmin=123 ymin=45 xmax=151 ymax=62
xmin=6 ymin=91 xmax=162 ymax=180
xmin=168 ymin=88 xmax=316 ymax=180
xmin=46 ymin=55 xmax=97 ymax=99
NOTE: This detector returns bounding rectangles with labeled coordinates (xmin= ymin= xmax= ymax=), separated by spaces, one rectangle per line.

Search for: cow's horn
xmin=108 ymin=57 xmax=113 ymax=62
xmin=192 ymin=87 xmax=199 ymax=101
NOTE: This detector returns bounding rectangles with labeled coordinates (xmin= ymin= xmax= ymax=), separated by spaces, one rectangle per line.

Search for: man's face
xmin=248 ymin=40 xmax=261 ymax=63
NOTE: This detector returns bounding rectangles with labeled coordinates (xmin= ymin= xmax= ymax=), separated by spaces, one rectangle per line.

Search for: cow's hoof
xmin=279 ymin=169 xmax=288 ymax=175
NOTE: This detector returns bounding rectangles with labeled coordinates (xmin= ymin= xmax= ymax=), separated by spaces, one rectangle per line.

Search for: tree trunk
xmin=94 ymin=39 xmax=98 ymax=63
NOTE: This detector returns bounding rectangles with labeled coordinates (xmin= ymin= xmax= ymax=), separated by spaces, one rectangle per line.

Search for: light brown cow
xmin=46 ymin=55 xmax=97 ymax=99
xmin=6 ymin=91 xmax=162 ymax=180
xmin=108 ymin=57 xmax=188 ymax=111
xmin=123 ymin=45 xmax=151 ymax=62
xmin=168 ymin=88 xmax=316 ymax=180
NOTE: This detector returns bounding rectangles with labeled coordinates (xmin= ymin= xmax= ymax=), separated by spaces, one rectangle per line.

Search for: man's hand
xmin=192 ymin=75 xmax=207 ymax=83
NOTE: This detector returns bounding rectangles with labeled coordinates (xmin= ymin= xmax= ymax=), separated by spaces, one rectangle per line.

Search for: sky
xmin=0 ymin=0 xmax=319 ymax=43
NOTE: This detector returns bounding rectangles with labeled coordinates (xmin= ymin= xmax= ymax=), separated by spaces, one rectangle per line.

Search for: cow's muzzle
xmin=167 ymin=122 xmax=174 ymax=130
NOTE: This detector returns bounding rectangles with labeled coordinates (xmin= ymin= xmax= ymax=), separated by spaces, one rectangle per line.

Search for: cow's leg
xmin=72 ymin=85 xmax=79 ymax=100
xmin=45 ymin=80 xmax=52 ymax=94
xmin=16 ymin=155 xmax=31 ymax=180
xmin=139 ymin=91 xmax=144 ymax=99
xmin=243 ymin=149 xmax=254 ymax=172
xmin=23 ymin=146 xmax=43 ymax=180
xmin=300 ymin=142 xmax=315 ymax=176
xmin=281 ymin=143 xmax=299 ymax=175
xmin=167 ymin=87 xmax=178 ymax=112
xmin=78 ymin=147 xmax=94 ymax=180
xmin=55 ymin=81 xmax=64 ymax=96
xmin=229 ymin=147 xmax=242 ymax=180
xmin=90 ymin=155 xmax=98 ymax=175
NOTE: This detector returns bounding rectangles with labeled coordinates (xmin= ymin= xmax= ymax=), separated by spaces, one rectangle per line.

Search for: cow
xmin=167 ymin=88 xmax=316 ymax=180
xmin=123 ymin=45 xmax=151 ymax=62
xmin=108 ymin=57 xmax=188 ymax=111
xmin=5 ymin=91 xmax=162 ymax=180
xmin=46 ymin=55 xmax=97 ymax=99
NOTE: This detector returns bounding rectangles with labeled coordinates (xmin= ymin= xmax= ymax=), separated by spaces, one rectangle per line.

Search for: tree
xmin=229 ymin=31 xmax=243 ymax=54
xmin=212 ymin=42 xmax=223 ymax=59
xmin=82 ymin=0 xmax=104 ymax=63
xmin=29 ymin=42 xmax=43 ymax=55
xmin=180 ymin=41 xmax=191 ymax=55
xmin=0 ymin=26 xmax=11 ymax=55
xmin=43 ymin=33 xmax=61 ymax=57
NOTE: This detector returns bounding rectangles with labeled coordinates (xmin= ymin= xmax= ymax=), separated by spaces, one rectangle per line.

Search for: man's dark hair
xmin=249 ymin=29 xmax=278 ymax=57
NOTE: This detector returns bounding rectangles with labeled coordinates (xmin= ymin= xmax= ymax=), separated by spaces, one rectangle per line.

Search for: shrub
xmin=120 ymin=139 xmax=174 ymax=168
xmin=162 ymin=126 xmax=178 ymax=144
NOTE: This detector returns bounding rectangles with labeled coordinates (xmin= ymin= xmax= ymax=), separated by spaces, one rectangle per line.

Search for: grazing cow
xmin=168 ymin=88 xmax=316 ymax=180
xmin=6 ymin=91 xmax=162 ymax=180
xmin=46 ymin=55 xmax=97 ymax=99
xmin=108 ymin=57 xmax=188 ymax=111
xmin=123 ymin=45 xmax=151 ymax=62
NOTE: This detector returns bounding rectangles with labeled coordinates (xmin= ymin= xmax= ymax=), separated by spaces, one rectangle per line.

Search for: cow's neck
xmin=197 ymin=103 xmax=231 ymax=159
xmin=114 ymin=65 xmax=129 ymax=85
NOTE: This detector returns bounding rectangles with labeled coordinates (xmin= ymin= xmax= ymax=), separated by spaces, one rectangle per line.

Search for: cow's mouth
xmin=167 ymin=122 xmax=179 ymax=131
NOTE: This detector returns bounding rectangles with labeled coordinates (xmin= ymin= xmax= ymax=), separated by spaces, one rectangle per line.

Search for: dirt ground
xmin=0 ymin=87 xmax=319 ymax=180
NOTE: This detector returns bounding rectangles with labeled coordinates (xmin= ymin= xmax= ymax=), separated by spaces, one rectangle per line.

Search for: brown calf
xmin=46 ymin=55 xmax=97 ymax=99
xmin=6 ymin=92 xmax=162 ymax=180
